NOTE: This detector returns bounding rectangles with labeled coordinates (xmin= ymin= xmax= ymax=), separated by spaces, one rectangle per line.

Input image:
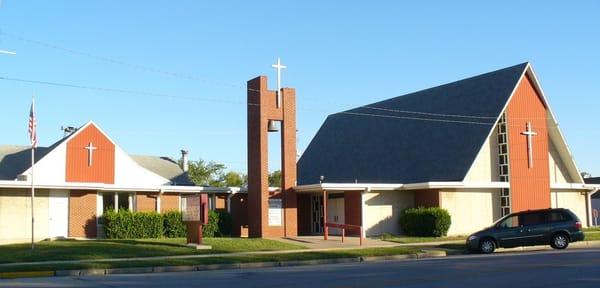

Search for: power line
xmin=0 ymin=75 xmax=255 ymax=105
xmin=0 ymin=31 xmax=249 ymax=91
xmin=362 ymin=106 xmax=498 ymax=119
xmin=339 ymin=111 xmax=495 ymax=126
xmin=2 ymin=31 xmax=559 ymax=123
xmin=0 ymin=75 xmax=560 ymax=128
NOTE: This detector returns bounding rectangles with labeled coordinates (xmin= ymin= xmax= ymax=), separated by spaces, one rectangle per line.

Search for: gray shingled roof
xmin=131 ymin=155 xmax=194 ymax=186
xmin=584 ymin=177 xmax=600 ymax=185
xmin=0 ymin=144 xmax=192 ymax=185
xmin=297 ymin=63 xmax=528 ymax=185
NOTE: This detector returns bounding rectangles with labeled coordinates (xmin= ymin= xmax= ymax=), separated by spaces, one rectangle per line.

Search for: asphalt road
xmin=2 ymin=248 xmax=600 ymax=288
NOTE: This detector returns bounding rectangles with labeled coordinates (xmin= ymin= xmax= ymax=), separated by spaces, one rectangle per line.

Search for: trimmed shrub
xmin=163 ymin=211 xmax=187 ymax=238
xmin=104 ymin=209 xmax=163 ymax=239
xmin=202 ymin=210 xmax=220 ymax=238
xmin=399 ymin=207 xmax=451 ymax=237
xmin=217 ymin=211 xmax=233 ymax=236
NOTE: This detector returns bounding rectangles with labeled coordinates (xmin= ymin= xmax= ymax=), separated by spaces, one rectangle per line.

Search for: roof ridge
xmin=341 ymin=62 xmax=528 ymax=114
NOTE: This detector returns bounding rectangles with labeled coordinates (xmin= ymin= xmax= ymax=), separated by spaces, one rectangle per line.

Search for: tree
xmin=581 ymin=171 xmax=592 ymax=179
xmin=223 ymin=171 xmax=246 ymax=187
xmin=268 ymin=170 xmax=281 ymax=187
xmin=187 ymin=158 xmax=226 ymax=187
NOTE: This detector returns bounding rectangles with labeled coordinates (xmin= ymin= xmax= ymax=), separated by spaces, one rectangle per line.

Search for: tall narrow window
xmin=497 ymin=113 xmax=511 ymax=216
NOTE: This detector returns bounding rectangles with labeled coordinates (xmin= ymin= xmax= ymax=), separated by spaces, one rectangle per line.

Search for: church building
xmin=294 ymin=63 xmax=599 ymax=236
xmin=0 ymin=121 xmax=242 ymax=244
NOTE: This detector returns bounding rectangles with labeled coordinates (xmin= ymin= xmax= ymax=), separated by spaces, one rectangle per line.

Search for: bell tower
xmin=247 ymin=64 xmax=297 ymax=238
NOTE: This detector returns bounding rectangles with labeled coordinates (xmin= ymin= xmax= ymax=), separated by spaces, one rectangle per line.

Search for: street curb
xmin=0 ymin=271 xmax=54 ymax=279
xmin=0 ymin=251 xmax=447 ymax=279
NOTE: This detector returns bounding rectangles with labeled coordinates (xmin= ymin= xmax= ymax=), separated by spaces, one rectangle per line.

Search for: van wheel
xmin=551 ymin=233 xmax=569 ymax=249
xmin=479 ymin=238 xmax=495 ymax=254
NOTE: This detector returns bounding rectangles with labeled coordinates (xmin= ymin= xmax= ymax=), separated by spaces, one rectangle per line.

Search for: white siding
xmin=548 ymin=141 xmax=573 ymax=183
xmin=440 ymin=189 xmax=502 ymax=236
xmin=551 ymin=191 xmax=587 ymax=227
xmin=463 ymin=127 xmax=499 ymax=182
xmin=0 ymin=189 xmax=50 ymax=244
xmin=363 ymin=190 xmax=413 ymax=236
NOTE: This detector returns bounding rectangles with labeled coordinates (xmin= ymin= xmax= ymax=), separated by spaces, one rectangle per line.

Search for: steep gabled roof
xmin=0 ymin=121 xmax=190 ymax=186
xmin=0 ymin=135 xmax=70 ymax=180
xmin=297 ymin=63 xmax=528 ymax=185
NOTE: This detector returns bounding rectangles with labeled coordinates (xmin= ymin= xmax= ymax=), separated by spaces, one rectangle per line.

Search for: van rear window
xmin=548 ymin=211 xmax=571 ymax=223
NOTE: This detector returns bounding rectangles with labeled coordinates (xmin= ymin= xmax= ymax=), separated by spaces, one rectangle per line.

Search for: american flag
xmin=28 ymin=98 xmax=37 ymax=148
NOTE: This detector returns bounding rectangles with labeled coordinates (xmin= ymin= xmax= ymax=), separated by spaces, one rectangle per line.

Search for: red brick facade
xmin=161 ymin=193 xmax=180 ymax=213
xmin=136 ymin=192 xmax=157 ymax=212
xmin=69 ymin=190 xmax=97 ymax=238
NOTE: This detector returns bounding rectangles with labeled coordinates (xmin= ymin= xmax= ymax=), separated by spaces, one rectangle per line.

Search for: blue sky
xmin=0 ymin=1 xmax=599 ymax=176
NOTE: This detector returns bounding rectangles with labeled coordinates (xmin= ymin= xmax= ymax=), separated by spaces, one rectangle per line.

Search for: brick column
xmin=247 ymin=76 xmax=297 ymax=238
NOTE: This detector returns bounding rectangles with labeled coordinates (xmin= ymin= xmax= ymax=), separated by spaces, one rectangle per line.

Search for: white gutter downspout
xmin=157 ymin=189 xmax=164 ymax=214
xmin=227 ymin=188 xmax=239 ymax=213
xmin=587 ymin=188 xmax=599 ymax=227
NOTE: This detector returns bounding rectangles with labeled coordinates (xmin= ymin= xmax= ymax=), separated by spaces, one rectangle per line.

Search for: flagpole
xmin=29 ymin=96 xmax=36 ymax=250
xmin=31 ymin=144 xmax=35 ymax=250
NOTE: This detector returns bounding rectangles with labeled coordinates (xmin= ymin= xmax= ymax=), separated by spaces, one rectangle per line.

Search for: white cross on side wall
xmin=84 ymin=142 xmax=97 ymax=167
xmin=521 ymin=121 xmax=537 ymax=169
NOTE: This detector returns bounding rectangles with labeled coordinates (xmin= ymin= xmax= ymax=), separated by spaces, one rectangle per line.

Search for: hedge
xmin=103 ymin=209 xmax=163 ymax=239
xmin=103 ymin=210 xmax=233 ymax=239
xmin=163 ymin=211 xmax=187 ymax=238
xmin=399 ymin=207 xmax=451 ymax=237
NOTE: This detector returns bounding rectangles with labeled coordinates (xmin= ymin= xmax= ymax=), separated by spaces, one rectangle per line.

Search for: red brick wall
xmin=69 ymin=190 xmax=97 ymax=238
xmin=344 ymin=191 xmax=362 ymax=236
xmin=161 ymin=193 xmax=180 ymax=213
xmin=414 ymin=190 xmax=440 ymax=207
xmin=297 ymin=194 xmax=312 ymax=236
xmin=215 ymin=195 xmax=227 ymax=211
xmin=136 ymin=193 xmax=156 ymax=212
xmin=231 ymin=194 xmax=248 ymax=237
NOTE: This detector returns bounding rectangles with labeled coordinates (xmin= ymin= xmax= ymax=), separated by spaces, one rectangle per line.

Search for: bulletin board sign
xmin=182 ymin=195 xmax=201 ymax=222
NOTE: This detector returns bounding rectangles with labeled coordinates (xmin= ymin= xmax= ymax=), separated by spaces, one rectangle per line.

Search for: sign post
xmin=182 ymin=194 xmax=211 ymax=249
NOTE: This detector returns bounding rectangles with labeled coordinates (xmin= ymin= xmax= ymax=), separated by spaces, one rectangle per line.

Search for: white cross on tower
xmin=84 ymin=142 xmax=97 ymax=167
xmin=271 ymin=57 xmax=287 ymax=108
xmin=521 ymin=121 xmax=537 ymax=169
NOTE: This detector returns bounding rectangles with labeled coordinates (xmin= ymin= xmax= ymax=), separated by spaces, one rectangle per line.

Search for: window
xmin=496 ymin=113 xmax=511 ymax=217
xmin=498 ymin=215 xmax=520 ymax=229
xmin=547 ymin=211 xmax=571 ymax=223
xmin=522 ymin=213 xmax=546 ymax=226
xmin=102 ymin=192 xmax=132 ymax=212
xmin=103 ymin=193 xmax=115 ymax=212
xmin=118 ymin=193 xmax=130 ymax=210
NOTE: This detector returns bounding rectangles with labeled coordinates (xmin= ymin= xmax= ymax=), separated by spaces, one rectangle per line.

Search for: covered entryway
xmin=296 ymin=189 xmax=362 ymax=238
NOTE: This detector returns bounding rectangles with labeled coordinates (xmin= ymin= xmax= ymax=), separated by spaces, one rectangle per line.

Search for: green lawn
xmin=0 ymin=238 xmax=304 ymax=264
xmin=584 ymin=231 xmax=600 ymax=241
xmin=381 ymin=234 xmax=466 ymax=244
xmin=0 ymin=246 xmax=421 ymax=273
xmin=584 ymin=227 xmax=600 ymax=232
